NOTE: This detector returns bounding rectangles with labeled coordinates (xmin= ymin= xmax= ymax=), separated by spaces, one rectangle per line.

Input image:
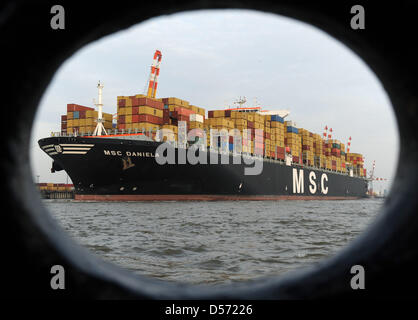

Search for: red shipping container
xmin=118 ymin=99 xmax=126 ymax=107
xmin=208 ymin=111 xmax=214 ymax=118
xmin=332 ymin=160 xmax=337 ymax=165
xmin=302 ymin=145 xmax=310 ymax=151
xmin=132 ymin=106 xmax=139 ymax=114
xmin=132 ymin=115 xmax=139 ymax=123
xmin=247 ymin=121 xmax=254 ymax=129
xmin=67 ymin=103 xmax=93 ymax=112
xmin=79 ymin=110 xmax=86 ymax=118
xmin=130 ymin=97 xmax=138 ymax=106
xmin=175 ymin=107 xmax=194 ymax=116
xmin=118 ymin=124 xmax=126 ymax=130
xmin=136 ymin=98 xmax=164 ymax=110
xmin=118 ymin=115 xmax=125 ymax=124
xmin=292 ymin=156 xmax=299 ymax=163
xmin=263 ymin=132 xmax=271 ymax=139
xmin=177 ymin=115 xmax=190 ymax=122
xmin=138 ymin=114 xmax=163 ymax=125
xmin=153 ymin=100 xmax=164 ymax=110
xmin=277 ymin=153 xmax=285 ymax=160
xmin=225 ymin=110 xmax=231 ymax=117
xmin=61 ymin=123 xmax=67 ymax=129
xmin=61 ymin=115 xmax=67 ymax=121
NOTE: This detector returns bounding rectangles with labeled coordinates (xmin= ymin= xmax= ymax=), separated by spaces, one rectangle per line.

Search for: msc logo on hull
xmin=292 ymin=168 xmax=328 ymax=194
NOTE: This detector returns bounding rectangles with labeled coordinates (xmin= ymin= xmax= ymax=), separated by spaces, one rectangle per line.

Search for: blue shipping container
xmin=73 ymin=111 xmax=79 ymax=119
xmin=164 ymin=104 xmax=169 ymax=109
xmin=229 ymin=143 xmax=234 ymax=151
xmin=286 ymin=126 xmax=298 ymax=134
xmin=271 ymin=115 xmax=284 ymax=123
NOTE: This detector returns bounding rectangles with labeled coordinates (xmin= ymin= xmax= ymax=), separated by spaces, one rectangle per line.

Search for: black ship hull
xmin=38 ymin=136 xmax=368 ymax=201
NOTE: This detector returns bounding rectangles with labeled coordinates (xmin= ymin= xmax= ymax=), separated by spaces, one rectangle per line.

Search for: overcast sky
xmin=30 ymin=9 xmax=398 ymax=193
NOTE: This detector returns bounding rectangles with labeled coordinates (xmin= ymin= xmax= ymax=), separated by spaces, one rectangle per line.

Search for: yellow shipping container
xmin=67 ymin=112 xmax=74 ymax=119
xmin=213 ymin=110 xmax=225 ymax=118
xmin=231 ymin=111 xmax=246 ymax=119
xmin=270 ymin=121 xmax=282 ymax=128
xmin=73 ymin=119 xmax=80 ymax=126
xmin=103 ymin=113 xmax=113 ymax=122
xmin=165 ymin=97 xmax=182 ymax=105
xmin=137 ymin=123 xmax=161 ymax=131
xmin=138 ymin=106 xmax=163 ymax=117
xmin=233 ymin=119 xmax=247 ymax=127
xmin=125 ymin=107 xmax=133 ymax=115
xmin=125 ymin=98 xmax=133 ymax=107
xmin=86 ymin=118 xmax=94 ymax=126
xmin=197 ymin=107 xmax=205 ymax=116
xmin=190 ymin=105 xmax=199 ymax=114
xmin=247 ymin=114 xmax=254 ymax=122
xmin=126 ymin=115 xmax=132 ymax=123
xmin=162 ymin=125 xmax=178 ymax=133
xmin=118 ymin=107 xmax=126 ymax=116
xmin=189 ymin=121 xmax=204 ymax=129
xmin=86 ymin=110 xmax=99 ymax=118
xmin=104 ymin=121 xmax=112 ymax=129
xmin=67 ymin=119 xmax=74 ymax=127
xmin=215 ymin=118 xmax=234 ymax=128
xmin=254 ymin=113 xmax=263 ymax=123
xmin=131 ymin=123 xmax=141 ymax=131
xmin=79 ymin=119 xmax=86 ymax=126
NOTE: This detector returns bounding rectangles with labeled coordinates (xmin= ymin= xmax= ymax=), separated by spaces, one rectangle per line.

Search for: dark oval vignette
xmin=2 ymin=0 xmax=417 ymax=299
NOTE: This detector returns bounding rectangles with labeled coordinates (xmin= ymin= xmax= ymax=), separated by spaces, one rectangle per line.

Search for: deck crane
xmin=146 ymin=50 xmax=162 ymax=98
xmin=367 ymin=160 xmax=388 ymax=196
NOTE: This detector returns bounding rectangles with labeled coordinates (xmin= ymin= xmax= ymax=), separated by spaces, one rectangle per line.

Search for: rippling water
xmin=43 ymin=199 xmax=383 ymax=284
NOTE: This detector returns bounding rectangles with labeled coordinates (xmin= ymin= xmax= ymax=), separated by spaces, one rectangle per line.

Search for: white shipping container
xmin=190 ymin=114 xmax=204 ymax=123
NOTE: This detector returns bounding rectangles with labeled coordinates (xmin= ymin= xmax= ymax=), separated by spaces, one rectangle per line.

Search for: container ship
xmin=38 ymin=50 xmax=368 ymax=201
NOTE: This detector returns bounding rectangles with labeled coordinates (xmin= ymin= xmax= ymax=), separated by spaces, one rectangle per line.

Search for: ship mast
xmin=93 ymin=81 xmax=107 ymax=136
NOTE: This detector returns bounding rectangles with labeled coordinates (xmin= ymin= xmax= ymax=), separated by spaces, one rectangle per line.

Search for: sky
xmin=30 ymin=9 xmax=398 ymax=193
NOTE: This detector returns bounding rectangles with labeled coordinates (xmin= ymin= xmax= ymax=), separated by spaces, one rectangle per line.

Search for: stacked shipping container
xmin=64 ymin=103 xmax=113 ymax=135
xmin=58 ymin=95 xmax=366 ymax=177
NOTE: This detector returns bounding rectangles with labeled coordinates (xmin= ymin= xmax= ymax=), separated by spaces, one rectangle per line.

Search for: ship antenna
xmin=92 ymin=80 xmax=108 ymax=136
